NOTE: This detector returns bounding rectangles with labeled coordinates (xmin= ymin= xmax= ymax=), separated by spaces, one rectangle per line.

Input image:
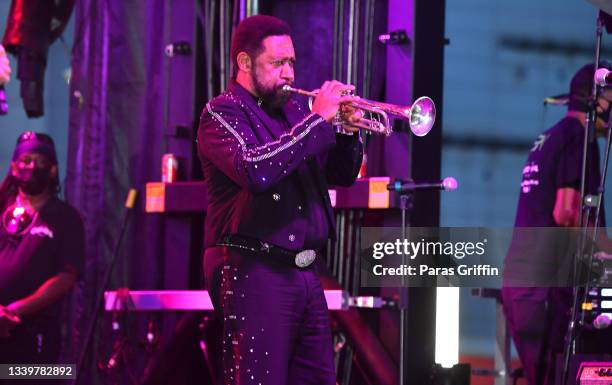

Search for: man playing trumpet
xmin=197 ymin=14 xmax=363 ymax=385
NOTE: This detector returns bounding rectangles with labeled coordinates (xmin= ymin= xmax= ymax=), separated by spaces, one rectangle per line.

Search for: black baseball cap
xmin=11 ymin=131 xmax=58 ymax=165
xmin=568 ymin=61 xmax=612 ymax=112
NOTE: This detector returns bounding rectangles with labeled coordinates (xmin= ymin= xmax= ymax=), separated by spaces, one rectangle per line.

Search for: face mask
xmin=14 ymin=166 xmax=52 ymax=195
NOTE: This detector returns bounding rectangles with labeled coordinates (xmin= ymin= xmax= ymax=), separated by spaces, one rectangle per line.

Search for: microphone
xmin=0 ymin=85 xmax=7 ymax=115
xmin=594 ymin=67 xmax=612 ymax=87
xmin=387 ymin=176 xmax=458 ymax=193
xmin=593 ymin=314 xmax=611 ymax=329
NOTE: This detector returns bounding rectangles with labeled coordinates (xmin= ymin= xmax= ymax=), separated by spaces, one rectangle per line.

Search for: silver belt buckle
xmin=295 ymin=249 xmax=316 ymax=268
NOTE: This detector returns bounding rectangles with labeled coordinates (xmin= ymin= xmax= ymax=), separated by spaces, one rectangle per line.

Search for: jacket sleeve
xmin=198 ymin=96 xmax=337 ymax=193
xmin=325 ymin=132 xmax=363 ymax=187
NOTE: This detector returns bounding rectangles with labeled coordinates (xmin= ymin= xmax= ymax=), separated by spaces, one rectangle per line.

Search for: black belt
xmin=217 ymin=235 xmax=317 ymax=268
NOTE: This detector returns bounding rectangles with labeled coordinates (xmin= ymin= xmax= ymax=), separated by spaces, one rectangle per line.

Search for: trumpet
xmin=281 ymin=85 xmax=436 ymax=137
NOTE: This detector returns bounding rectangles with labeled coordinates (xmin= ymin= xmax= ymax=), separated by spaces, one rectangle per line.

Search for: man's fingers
xmin=341 ymin=106 xmax=364 ymax=123
xmin=319 ymin=81 xmax=331 ymax=93
xmin=341 ymin=124 xmax=360 ymax=133
xmin=348 ymin=110 xmax=364 ymax=123
xmin=330 ymin=82 xmax=353 ymax=96
xmin=339 ymin=95 xmax=359 ymax=104
xmin=320 ymin=80 xmax=354 ymax=96
xmin=342 ymin=83 xmax=356 ymax=93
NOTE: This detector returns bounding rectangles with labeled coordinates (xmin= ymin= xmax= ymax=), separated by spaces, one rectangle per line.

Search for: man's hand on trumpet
xmin=339 ymin=103 xmax=365 ymax=133
xmin=311 ymin=80 xmax=360 ymax=125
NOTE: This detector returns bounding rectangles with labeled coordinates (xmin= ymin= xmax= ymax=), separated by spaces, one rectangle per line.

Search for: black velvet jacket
xmin=197 ymin=81 xmax=363 ymax=250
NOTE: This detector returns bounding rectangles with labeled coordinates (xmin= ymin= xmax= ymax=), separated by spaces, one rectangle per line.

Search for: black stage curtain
xmin=66 ymin=0 xmax=167 ymax=382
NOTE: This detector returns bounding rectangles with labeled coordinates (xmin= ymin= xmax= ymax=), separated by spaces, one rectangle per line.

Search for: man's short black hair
xmin=230 ymin=15 xmax=292 ymax=79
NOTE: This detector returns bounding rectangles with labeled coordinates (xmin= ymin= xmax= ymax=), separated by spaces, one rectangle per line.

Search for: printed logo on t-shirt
xmin=30 ymin=225 xmax=54 ymax=239
xmin=521 ymin=162 xmax=540 ymax=193
xmin=530 ymin=134 xmax=547 ymax=152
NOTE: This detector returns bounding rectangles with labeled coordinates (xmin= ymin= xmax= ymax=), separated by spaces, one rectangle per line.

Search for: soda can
xmin=161 ymin=153 xmax=178 ymax=183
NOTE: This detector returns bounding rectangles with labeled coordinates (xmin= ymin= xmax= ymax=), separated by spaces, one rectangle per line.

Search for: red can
xmin=162 ymin=153 xmax=178 ymax=183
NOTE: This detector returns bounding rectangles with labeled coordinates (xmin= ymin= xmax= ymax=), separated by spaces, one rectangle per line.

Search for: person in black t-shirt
xmin=502 ymin=63 xmax=612 ymax=385
xmin=0 ymin=132 xmax=84 ymax=383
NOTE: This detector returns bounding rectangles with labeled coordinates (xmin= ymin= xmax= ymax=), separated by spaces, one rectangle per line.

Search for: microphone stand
xmin=75 ymin=189 xmax=138 ymax=385
xmin=385 ymin=181 xmax=420 ymax=385
xmin=562 ymin=12 xmax=606 ymax=385
xmin=575 ymin=112 xmax=612 ymax=326
xmin=398 ymin=192 xmax=413 ymax=385
xmin=388 ymin=179 xmax=456 ymax=385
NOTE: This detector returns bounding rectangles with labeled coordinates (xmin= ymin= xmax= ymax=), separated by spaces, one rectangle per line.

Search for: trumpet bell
xmin=281 ymin=85 xmax=436 ymax=137
xmin=408 ymin=96 xmax=436 ymax=137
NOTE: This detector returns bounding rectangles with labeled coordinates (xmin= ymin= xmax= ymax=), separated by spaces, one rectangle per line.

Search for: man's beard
xmin=252 ymin=71 xmax=290 ymax=109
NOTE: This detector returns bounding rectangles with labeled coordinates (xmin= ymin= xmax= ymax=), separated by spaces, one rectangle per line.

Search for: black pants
xmin=0 ymin=321 xmax=62 ymax=385
xmin=502 ymin=287 xmax=572 ymax=385
xmin=204 ymin=246 xmax=336 ymax=385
